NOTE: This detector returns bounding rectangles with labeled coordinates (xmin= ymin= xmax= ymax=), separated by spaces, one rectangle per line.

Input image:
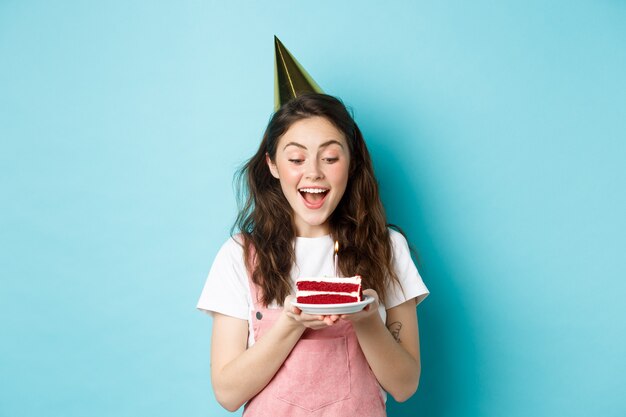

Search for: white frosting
xmin=296 ymin=276 xmax=361 ymax=284
xmin=296 ymin=290 xmax=361 ymax=297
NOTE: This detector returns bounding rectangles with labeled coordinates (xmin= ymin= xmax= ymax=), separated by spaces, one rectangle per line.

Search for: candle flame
xmin=334 ymin=241 xmax=339 ymax=254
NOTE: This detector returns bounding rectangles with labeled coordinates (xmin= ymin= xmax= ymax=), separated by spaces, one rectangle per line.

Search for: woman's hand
xmin=339 ymin=289 xmax=381 ymax=325
xmin=283 ymin=295 xmax=340 ymax=329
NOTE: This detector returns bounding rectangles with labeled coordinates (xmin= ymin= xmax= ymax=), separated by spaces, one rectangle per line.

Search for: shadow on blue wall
xmin=365 ymin=118 xmax=479 ymax=416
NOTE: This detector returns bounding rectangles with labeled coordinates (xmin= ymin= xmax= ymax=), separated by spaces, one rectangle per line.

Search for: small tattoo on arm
xmin=388 ymin=321 xmax=402 ymax=343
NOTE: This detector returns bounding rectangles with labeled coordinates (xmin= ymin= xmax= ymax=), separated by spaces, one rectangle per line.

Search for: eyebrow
xmin=282 ymin=140 xmax=344 ymax=151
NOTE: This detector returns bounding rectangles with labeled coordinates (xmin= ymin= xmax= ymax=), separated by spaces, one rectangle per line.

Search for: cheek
xmin=276 ymin=164 xmax=302 ymax=186
xmin=329 ymin=163 xmax=350 ymax=187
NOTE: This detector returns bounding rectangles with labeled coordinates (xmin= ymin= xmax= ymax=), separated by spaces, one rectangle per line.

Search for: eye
xmin=323 ymin=157 xmax=339 ymax=164
xmin=288 ymin=159 xmax=304 ymax=164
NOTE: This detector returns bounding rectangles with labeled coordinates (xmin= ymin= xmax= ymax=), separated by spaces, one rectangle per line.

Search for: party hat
xmin=274 ymin=36 xmax=324 ymax=110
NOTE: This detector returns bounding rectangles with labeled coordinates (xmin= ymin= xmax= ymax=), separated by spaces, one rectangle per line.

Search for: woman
xmin=197 ymin=93 xmax=429 ymax=416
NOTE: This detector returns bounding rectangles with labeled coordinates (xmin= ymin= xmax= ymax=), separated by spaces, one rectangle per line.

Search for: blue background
xmin=1 ymin=1 xmax=625 ymax=416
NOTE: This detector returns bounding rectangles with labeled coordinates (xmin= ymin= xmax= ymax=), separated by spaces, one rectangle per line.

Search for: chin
xmin=303 ymin=219 xmax=329 ymax=228
xmin=297 ymin=214 xmax=331 ymax=230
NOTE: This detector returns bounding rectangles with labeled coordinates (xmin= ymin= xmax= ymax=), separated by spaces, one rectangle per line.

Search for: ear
xmin=266 ymin=153 xmax=280 ymax=179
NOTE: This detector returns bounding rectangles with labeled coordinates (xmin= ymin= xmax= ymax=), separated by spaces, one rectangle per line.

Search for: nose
xmin=304 ymin=158 xmax=324 ymax=180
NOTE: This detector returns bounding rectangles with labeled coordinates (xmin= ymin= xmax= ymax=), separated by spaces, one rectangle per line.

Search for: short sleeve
xmin=196 ymin=237 xmax=251 ymax=320
xmin=385 ymin=229 xmax=430 ymax=309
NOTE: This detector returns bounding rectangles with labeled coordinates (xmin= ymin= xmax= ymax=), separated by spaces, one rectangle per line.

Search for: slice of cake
xmin=295 ymin=276 xmax=363 ymax=304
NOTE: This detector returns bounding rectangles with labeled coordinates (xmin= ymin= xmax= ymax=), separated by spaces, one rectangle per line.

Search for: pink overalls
xmin=243 ymin=275 xmax=387 ymax=417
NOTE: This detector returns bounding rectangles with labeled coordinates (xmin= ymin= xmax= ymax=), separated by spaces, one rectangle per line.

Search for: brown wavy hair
xmin=233 ymin=93 xmax=402 ymax=307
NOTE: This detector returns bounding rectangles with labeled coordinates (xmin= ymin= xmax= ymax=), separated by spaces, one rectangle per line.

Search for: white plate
xmin=292 ymin=295 xmax=375 ymax=315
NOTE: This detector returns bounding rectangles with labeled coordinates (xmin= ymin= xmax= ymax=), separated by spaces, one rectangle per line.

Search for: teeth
xmin=299 ymin=188 xmax=327 ymax=194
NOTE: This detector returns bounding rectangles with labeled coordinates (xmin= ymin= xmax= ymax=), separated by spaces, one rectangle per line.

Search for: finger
xmin=298 ymin=312 xmax=323 ymax=321
xmin=362 ymin=289 xmax=378 ymax=300
xmin=309 ymin=323 xmax=331 ymax=330
xmin=284 ymin=295 xmax=296 ymax=312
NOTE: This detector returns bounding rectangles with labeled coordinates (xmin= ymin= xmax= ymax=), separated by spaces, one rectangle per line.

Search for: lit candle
xmin=334 ymin=241 xmax=339 ymax=277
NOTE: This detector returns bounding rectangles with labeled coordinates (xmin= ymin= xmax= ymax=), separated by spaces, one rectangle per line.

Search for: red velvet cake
xmin=295 ymin=276 xmax=363 ymax=304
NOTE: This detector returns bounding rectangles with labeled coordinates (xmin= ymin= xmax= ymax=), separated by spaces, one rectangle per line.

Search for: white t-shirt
xmin=197 ymin=229 xmax=429 ymax=347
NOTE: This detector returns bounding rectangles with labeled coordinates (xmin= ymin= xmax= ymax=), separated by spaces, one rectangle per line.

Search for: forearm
xmin=352 ymin=314 xmax=421 ymax=402
xmin=212 ymin=314 xmax=305 ymax=411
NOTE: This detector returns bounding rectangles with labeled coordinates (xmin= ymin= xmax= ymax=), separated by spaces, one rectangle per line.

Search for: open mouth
xmin=299 ymin=187 xmax=329 ymax=207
